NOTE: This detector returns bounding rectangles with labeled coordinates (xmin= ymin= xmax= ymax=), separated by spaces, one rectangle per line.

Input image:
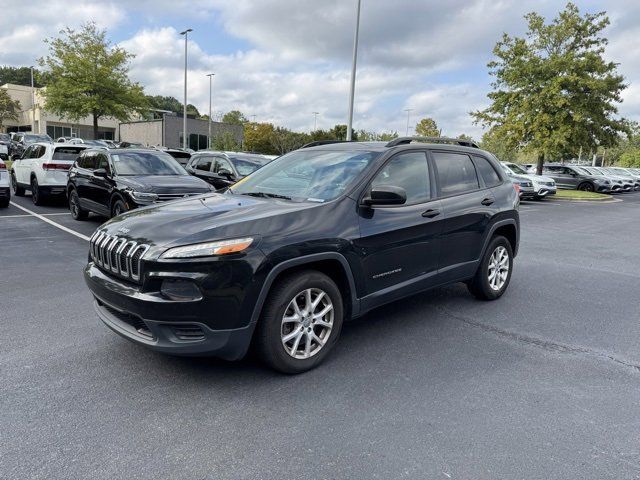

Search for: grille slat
xmin=90 ymin=233 xmax=149 ymax=283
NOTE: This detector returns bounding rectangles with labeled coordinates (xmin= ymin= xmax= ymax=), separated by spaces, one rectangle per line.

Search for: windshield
xmin=83 ymin=140 xmax=108 ymax=147
xmin=111 ymin=151 xmax=187 ymax=176
xmin=231 ymin=149 xmax=380 ymax=202
xmin=231 ymin=157 xmax=269 ymax=176
xmin=572 ymin=166 xmax=590 ymax=175
xmin=506 ymin=163 xmax=527 ymax=175
xmin=0 ymin=134 xmax=10 ymax=142
xmin=25 ymin=134 xmax=52 ymax=143
xmin=609 ymin=168 xmax=631 ymax=177
xmin=582 ymin=167 xmax=600 ymax=175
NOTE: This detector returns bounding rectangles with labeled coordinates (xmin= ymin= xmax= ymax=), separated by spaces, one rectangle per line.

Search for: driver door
xmin=14 ymin=145 xmax=33 ymax=184
xmin=212 ymin=157 xmax=237 ymax=189
xmin=355 ymin=151 xmax=443 ymax=307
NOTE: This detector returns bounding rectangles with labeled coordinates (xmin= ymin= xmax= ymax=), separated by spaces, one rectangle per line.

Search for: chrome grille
xmin=90 ymin=231 xmax=150 ymax=282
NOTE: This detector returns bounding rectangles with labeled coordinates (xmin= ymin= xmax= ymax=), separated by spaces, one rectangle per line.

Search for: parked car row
xmin=533 ymin=164 xmax=640 ymax=193
xmin=0 ymin=159 xmax=10 ymax=208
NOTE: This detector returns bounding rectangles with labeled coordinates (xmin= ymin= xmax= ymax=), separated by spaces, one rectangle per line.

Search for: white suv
xmin=0 ymin=159 xmax=10 ymax=207
xmin=501 ymin=162 xmax=557 ymax=199
xmin=11 ymin=143 xmax=88 ymax=205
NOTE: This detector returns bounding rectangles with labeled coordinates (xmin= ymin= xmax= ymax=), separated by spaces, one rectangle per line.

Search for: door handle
xmin=422 ymin=209 xmax=440 ymax=218
xmin=481 ymin=197 xmax=494 ymax=206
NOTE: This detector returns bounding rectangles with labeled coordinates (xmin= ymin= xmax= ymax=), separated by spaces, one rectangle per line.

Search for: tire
xmin=31 ymin=176 xmax=44 ymax=205
xmin=577 ymin=182 xmax=594 ymax=192
xmin=69 ymin=189 xmax=88 ymax=220
xmin=467 ymin=235 xmax=513 ymax=301
xmin=11 ymin=172 xmax=25 ymax=196
xmin=255 ymin=270 xmax=344 ymax=374
xmin=111 ymin=198 xmax=127 ymax=218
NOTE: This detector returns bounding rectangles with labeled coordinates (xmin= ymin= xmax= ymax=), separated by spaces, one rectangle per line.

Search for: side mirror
xmin=362 ymin=185 xmax=407 ymax=206
xmin=218 ymin=168 xmax=234 ymax=179
xmin=93 ymin=168 xmax=108 ymax=177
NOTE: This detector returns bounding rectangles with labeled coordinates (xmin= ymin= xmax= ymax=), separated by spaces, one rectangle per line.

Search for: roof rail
xmin=385 ymin=136 xmax=479 ymax=149
xmin=301 ymin=140 xmax=351 ymax=148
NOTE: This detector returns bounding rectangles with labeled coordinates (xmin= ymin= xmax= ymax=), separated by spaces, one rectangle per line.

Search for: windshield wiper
xmin=239 ymin=192 xmax=292 ymax=200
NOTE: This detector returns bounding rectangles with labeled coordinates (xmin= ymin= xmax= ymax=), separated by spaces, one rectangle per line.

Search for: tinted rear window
xmin=474 ymin=156 xmax=501 ymax=187
xmin=53 ymin=147 xmax=86 ymax=161
xmin=433 ymin=152 xmax=479 ymax=196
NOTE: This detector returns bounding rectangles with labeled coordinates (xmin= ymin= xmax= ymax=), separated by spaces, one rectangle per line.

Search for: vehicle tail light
xmin=513 ymin=183 xmax=521 ymax=194
xmin=0 ymin=163 xmax=6 ymax=170
xmin=43 ymin=163 xmax=71 ymax=171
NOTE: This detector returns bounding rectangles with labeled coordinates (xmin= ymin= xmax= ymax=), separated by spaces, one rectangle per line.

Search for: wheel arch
xmin=250 ymin=253 xmax=360 ymax=327
xmin=481 ymin=218 xmax=519 ymax=258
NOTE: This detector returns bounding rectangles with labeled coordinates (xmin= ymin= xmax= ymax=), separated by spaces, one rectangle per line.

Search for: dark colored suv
xmin=84 ymin=137 xmax=520 ymax=373
xmin=542 ymin=164 xmax=611 ymax=192
xmin=185 ymin=151 xmax=271 ymax=190
xmin=67 ymin=148 xmax=213 ymax=219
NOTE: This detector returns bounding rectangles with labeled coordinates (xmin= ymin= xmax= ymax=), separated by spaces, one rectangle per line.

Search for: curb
xmin=546 ymin=196 xmax=619 ymax=203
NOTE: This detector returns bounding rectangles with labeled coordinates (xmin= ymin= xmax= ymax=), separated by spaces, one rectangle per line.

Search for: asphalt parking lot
xmin=2 ymin=193 xmax=640 ymax=479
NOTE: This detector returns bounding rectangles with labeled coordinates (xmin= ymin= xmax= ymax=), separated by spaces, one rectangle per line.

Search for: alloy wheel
xmin=487 ymin=246 xmax=509 ymax=291
xmin=281 ymin=288 xmax=334 ymax=359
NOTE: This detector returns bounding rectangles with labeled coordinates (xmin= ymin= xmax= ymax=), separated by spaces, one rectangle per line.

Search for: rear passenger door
xmin=431 ymin=151 xmax=499 ymax=279
xmin=356 ymin=151 xmax=443 ymax=304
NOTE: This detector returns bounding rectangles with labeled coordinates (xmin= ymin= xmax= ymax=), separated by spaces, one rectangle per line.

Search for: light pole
xmin=180 ymin=28 xmax=192 ymax=149
xmin=312 ymin=112 xmax=319 ymax=131
xmin=346 ymin=0 xmax=361 ymax=141
xmin=251 ymin=114 xmax=257 ymax=122
xmin=404 ymin=108 xmax=413 ymax=136
xmin=206 ymin=73 xmax=215 ymax=148
xmin=30 ymin=66 xmax=36 ymax=133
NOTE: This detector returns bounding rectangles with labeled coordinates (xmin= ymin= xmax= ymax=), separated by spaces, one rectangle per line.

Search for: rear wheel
xmin=11 ymin=172 xmax=24 ymax=196
xmin=31 ymin=177 xmax=45 ymax=205
xmin=577 ymin=182 xmax=594 ymax=192
xmin=467 ymin=235 xmax=513 ymax=301
xmin=255 ymin=270 xmax=344 ymax=374
xmin=69 ymin=189 xmax=88 ymax=220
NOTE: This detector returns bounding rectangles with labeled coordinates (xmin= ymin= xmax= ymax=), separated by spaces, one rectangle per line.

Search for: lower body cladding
xmin=0 ymin=186 xmax=9 ymax=199
xmin=84 ymin=250 xmax=266 ymax=360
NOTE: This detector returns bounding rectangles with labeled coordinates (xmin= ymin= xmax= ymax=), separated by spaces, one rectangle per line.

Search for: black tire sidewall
xmin=473 ymin=235 xmax=513 ymax=300
xmin=111 ymin=198 xmax=126 ymax=218
xmin=31 ymin=177 xmax=41 ymax=205
xmin=69 ymin=190 xmax=86 ymax=220
xmin=257 ymin=271 xmax=344 ymax=374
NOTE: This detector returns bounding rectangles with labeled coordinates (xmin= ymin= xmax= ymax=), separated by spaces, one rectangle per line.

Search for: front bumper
xmin=595 ymin=184 xmax=611 ymax=193
xmin=84 ymin=255 xmax=264 ymax=359
xmin=534 ymin=186 xmax=556 ymax=197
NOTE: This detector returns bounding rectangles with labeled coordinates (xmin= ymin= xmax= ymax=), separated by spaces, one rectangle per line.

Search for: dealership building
xmin=1 ymin=83 xmax=244 ymax=150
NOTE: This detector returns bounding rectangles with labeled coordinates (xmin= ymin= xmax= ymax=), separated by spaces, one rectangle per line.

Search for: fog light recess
xmin=160 ymin=279 xmax=203 ymax=301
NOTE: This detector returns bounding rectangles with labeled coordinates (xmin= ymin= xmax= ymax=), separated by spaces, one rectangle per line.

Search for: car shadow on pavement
xmin=142 ymin=283 xmax=470 ymax=382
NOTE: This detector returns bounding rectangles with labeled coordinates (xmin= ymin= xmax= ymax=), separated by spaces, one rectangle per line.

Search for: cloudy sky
xmin=1 ymin=0 xmax=639 ymax=138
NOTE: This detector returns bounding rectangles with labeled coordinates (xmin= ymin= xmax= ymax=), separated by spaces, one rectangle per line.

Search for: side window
xmin=214 ymin=158 xmax=234 ymax=174
xmin=473 ymin=156 xmax=501 ymax=187
xmin=21 ymin=145 xmax=33 ymax=158
xmin=432 ymin=152 xmax=480 ymax=196
xmin=96 ymin=153 xmax=110 ymax=172
xmin=370 ymin=151 xmax=430 ymax=205
xmin=79 ymin=153 xmax=96 ymax=170
xmin=195 ymin=156 xmax=213 ymax=171
xmin=33 ymin=145 xmax=46 ymax=159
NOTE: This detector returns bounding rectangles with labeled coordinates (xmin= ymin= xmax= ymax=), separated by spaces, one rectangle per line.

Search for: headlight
xmin=160 ymin=237 xmax=254 ymax=259
xmin=130 ymin=191 xmax=159 ymax=202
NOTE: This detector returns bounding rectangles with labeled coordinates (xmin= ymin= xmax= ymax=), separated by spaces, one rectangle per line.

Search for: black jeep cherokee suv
xmin=84 ymin=137 xmax=520 ymax=373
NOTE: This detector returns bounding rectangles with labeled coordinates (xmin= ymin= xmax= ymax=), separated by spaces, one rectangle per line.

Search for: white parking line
xmin=0 ymin=212 xmax=71 ymax=218
xmin=9 ymin=201 xmax=90 ymax=242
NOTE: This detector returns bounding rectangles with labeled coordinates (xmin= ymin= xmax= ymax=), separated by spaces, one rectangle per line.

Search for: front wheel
xmin=577 ymin=182 xmax=594 ymax=192
xmin=111 ymin=198 xmax=127 ymax=218
xmin=255 ymin=271 xmax=344 ymax=374
xmin=467 ymin=235 xmax=513 ymax=301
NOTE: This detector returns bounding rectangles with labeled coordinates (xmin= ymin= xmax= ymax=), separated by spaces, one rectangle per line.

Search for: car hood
xmin=117 ymin=174 xmax=211 ymax=193
xmin=98 ymin=192 xmax=320 ymax=248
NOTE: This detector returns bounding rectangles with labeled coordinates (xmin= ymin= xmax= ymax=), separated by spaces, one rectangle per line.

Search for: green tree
xmin=472 ymin=3 xmax=628 ymax=174
xmin=0 ymin=88 xmax=21 ymax=130
xmin=414 ymin=117 xmax=440 ymax=137
xmin=357 ymin=129 xmax=399 ymax=141
xmin=212 ymin=131 xmax=241 ymax=151
xmin=244 ymin=122 xmax=279 ymax=155
xmin=39 ymin=23 xmax=148 ymax=139
xmin=0 ymin=66 xmax=49 ymax=87
xmin=480 ymin=129 xmax=518 ymax=161
xmin=222 ymin=110 xmax=248 ymax=125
